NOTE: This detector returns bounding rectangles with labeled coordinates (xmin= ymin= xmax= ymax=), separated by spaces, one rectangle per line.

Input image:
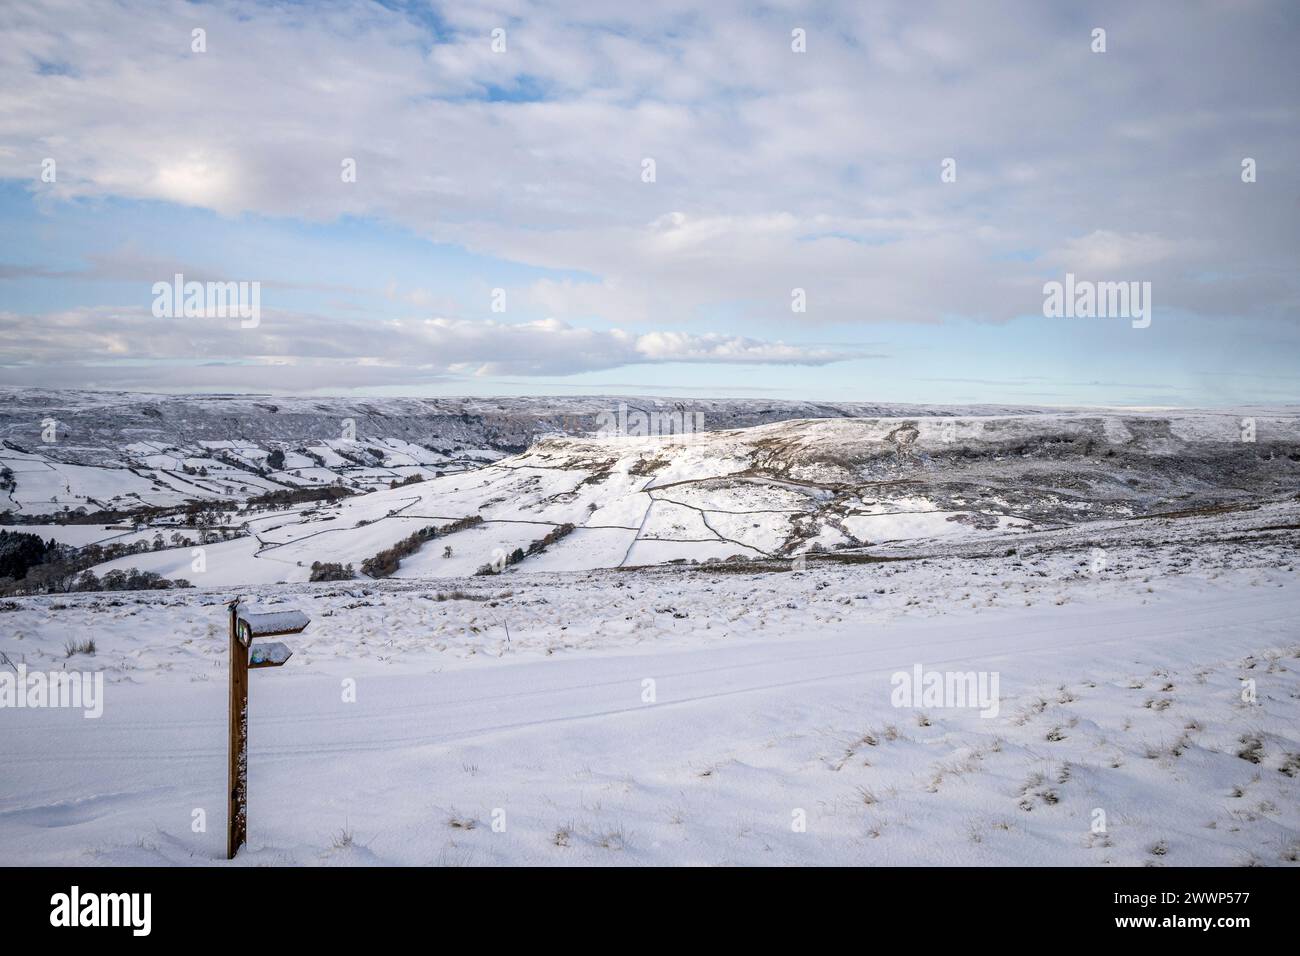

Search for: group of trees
xmin=0 ymin=529 xmax=66 ymax=582
xmin=181 ymin=502 xmax=233 ymax=527
xmin=246 ymin=485 xmax=355 ymax=509
xmin=69 ymin=568 xmax=191 ymax=592
xmin=1 ymin=503 xmax=164 ymax=527
xmin=0 ymin=529 xmax=193 ymax=596
xmin=309 ymin=561 xmax=355 ymax=582
xmin=360 ymin=515 xmax=484 ymax=578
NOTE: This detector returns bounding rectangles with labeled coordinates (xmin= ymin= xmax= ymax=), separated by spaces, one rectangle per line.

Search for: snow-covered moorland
xmin=73 ymin=407 xmax=1300 ymax=585
xmin=0 ymin=388 xmax=1044 ymax=517
xmin=1 ymin=496 xmax=1297 ymax=866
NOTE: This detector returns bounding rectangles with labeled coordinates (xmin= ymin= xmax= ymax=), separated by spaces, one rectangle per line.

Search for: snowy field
xmin=1 ymin=508 xmax=1296 ymax=866
xmin=76 ymin=408 xmax=1300 ymax=585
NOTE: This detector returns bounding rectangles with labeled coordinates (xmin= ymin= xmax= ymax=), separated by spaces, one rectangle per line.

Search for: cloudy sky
xmin=1 ymin=0 xmax=1296 ymax=405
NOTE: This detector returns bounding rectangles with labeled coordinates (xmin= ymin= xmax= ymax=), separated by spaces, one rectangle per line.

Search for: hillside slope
xmin=88 ymin=408 xmax=1300 ymax=585
xmin=1 ymin=388 xmax=1047 ymax=517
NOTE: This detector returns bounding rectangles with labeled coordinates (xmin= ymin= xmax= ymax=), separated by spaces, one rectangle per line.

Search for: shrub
xmin=309 ymin=561 xmax=355 ymax=582
xmin=64 ymin=637 xmax=96 ymax=657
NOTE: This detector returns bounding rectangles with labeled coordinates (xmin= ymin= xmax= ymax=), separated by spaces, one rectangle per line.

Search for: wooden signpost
xmin=227 ymin=597 xmax=310 ymax=860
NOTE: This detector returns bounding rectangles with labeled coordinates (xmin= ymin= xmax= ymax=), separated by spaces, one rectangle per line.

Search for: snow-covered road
xmin=3 ymin=576 xmax=1297 ymax=866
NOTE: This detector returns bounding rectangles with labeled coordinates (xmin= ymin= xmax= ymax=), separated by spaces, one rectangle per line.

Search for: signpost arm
xmin=227 ymin=598 xmax=249 ymax=860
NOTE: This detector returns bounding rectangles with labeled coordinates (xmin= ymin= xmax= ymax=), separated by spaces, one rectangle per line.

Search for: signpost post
xmin=227 ymin=597 xmax=310 ymax=860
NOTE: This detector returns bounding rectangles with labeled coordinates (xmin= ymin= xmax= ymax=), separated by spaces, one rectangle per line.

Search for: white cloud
xmin=1049 ymin=231 xmax=1209 ymax=274
xmin=0 ymin=306 xmax=858 ymax=390
xmin=0 ymin=0 xmax=1295 ymax=343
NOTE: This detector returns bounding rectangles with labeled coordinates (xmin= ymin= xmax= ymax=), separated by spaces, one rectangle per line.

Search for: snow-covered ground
xmin=0 ymin=388 xmax=1058 ymax=517
xmin=76 ymin=407 xmax=1300 ymax=584
xmin=3 ymin=400 xmax=1297 ymax=866
xmin=2 ymin=509 xmax=1296 ymax=866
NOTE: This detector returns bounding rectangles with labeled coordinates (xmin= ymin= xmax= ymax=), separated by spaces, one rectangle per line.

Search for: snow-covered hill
xmin=0 ymin=387 xmax=1051 ymax=518
xmin=83 ymin=407 xmax=1300 ymax=586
